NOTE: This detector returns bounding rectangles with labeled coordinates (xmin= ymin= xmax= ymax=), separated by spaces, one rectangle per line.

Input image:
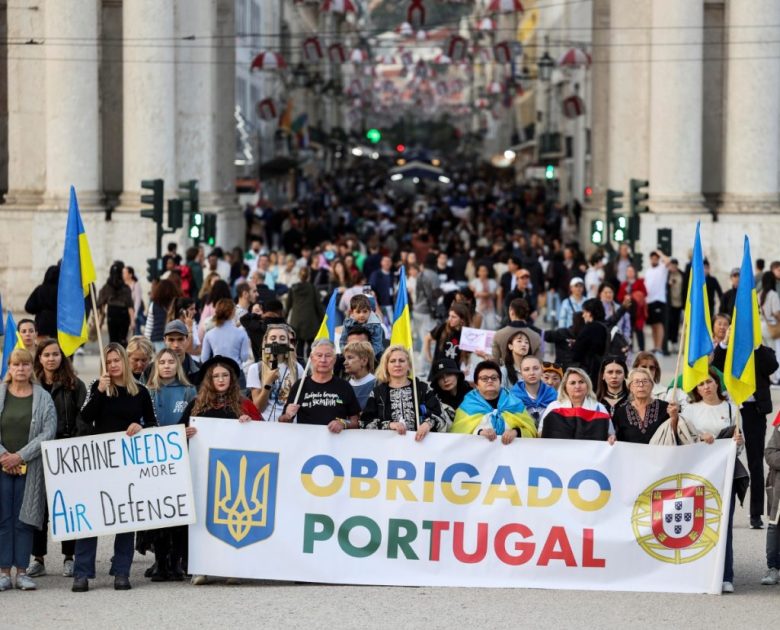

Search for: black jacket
xmin=360 ymin=378 xmax=449 ymax=432
xmin=25 ymin=265 xmax=60 ymax=337
xmin=572 ymin=321 xmax=609 ymax=385
xmin=712 ymin=343 xmax=778 ymax=414
xmin=46 ymin=379 xmax=87 ymax=438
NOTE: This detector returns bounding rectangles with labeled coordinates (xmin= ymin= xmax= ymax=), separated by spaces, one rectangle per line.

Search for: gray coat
xmin=0 ymin=384 xmax=57 ymax=528
xmin=766 ymin=426 xmax=780 ymax=522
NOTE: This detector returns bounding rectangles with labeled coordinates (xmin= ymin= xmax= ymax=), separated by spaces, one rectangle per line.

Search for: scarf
xmin=452 ymin=389 xmax=537 ymax=437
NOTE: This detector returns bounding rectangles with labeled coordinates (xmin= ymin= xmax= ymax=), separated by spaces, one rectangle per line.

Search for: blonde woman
xmin=0 ymin=348 xmax=56 ymax=591
xmin=73 ymin=343 xmax=158 ymax=593
xmin=246 ymin=324 xmax=303 ymax=422
xmin=361 ymin=344 xmax=449 ymax=440
xmin=126 ymin=335 xmax=155 ymax=381
xmin=611 ymin=368 xmax=679 ymax=444
xmin=539 ymin=367 xmax=614 ymax=442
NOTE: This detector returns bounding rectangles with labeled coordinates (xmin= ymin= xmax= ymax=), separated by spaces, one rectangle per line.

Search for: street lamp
xmin=292 ymin=63 xmax=309 ymax=88
xmin=537 ymin=52 xmax=554 ymax=83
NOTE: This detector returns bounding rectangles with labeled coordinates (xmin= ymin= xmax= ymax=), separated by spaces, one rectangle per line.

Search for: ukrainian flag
xmin=1 ymin=312 xmax=24 ymax=379
xmin=452 ymin=389 xmax=537 ymax=438
xmin=57 ymin=187 xmax=96 ymax=357
xmin=314 ymin=289 xmax=338 ymax=342
xmin=390 ymin=266 xmax=413 ymax=350
xmin=682 ymin=223 xmax=713 ymax=392
xmin=724 ymin=236 xmax=762 ymax=405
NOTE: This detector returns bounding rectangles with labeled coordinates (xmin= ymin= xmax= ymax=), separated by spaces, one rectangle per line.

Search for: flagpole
xmin=292 ymin=355 xmax=312 ymax=407
xmin=89 ymin=283 xmax=106 ymax=374
xmin=410 ymin=346 xmax=421 ymax=431
xmin=670 ymin=313 xmax=686 ymax=429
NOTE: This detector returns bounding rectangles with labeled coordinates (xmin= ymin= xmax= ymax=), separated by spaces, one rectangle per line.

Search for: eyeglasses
xmin=477 ymin=375 xmax=500 ymax=383
xmin=632 ymin=379 xmax=652 ymax=386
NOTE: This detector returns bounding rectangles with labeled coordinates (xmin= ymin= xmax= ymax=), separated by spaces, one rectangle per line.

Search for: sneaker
xmin=62 ymin=559 xmax=74 ymax=577
xmin=26 ymin=560 xmax=46 ymax=577
xmin=722 ymin=581 xmax=734 ymax=593
xmin=0 ymin=574 xmax=12 ymax=591
xmin=761 ymin=568 xmax=779 ymax=585
xmin=751 ymin=516 xmax=764 ymax=529
xmin=15 ymin=574 xmax=36 ymax=591
xmin=191 ymin=574 xmax=208 ymax=585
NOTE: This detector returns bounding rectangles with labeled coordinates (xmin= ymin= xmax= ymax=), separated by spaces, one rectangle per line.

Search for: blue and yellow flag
xmin=451 ymin=389 xmax=537 ymax=438
xmin=1 ymin=312 xmax=24 ymax=379
xmin=390 ymin=266 xmax=413 ymax=350
xmin=0 ymin=292 xmax=4 ymax=337
xmin=314 ymin=289 xmax=338 ymax=342
xmin=57 ymin=187 xmax=96 ymax=356
xmin=724 ymin=237 xmax=762 ymax=406
xmin=682 ymin=223 xmax=713 ymax=392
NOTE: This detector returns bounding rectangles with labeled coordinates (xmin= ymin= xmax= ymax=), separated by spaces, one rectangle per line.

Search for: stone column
xmin=648 ymin=0 xmax=704 ymax=213
xmin=607 ymin=0 xmax=651 ymax=192
xmin=43 ymin=0 xmax=102 ymax=208
xmin=4 ymin=0 xmax=46 ymax=206
xmin=722 ymin=0 xmax=780 ymax=212
xmin=118 ymin=0 xmax=177 ymax=209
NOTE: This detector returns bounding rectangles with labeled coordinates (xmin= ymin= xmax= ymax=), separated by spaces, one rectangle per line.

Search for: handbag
xmin=649 ymin=416 xmax=698 ymax=446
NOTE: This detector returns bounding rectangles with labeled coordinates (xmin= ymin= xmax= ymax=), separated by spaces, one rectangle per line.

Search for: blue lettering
xmin=51 ymin=490 xmax=67 ymax=535
xmin=75 ymin=503 xmax=92 ymax=531
xmin=121 ymin=437 xmax=136 ymax=465
xmin=51 ymin=490 xmax=91 ymax=533
xmin=143 ymin=433 xmax=154 ymax=464
xmin=166 ymin=431 xmax=183 ymax=460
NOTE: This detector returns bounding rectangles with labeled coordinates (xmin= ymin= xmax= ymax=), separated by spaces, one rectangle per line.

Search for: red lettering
xmin=494 ymin=523 xmax=535 ymax=566
xmin=581 ymin=528 xmax=605 ymax=568
xmin=423 ymin=520 xmax=450 ymax=561
xmin=538 ymin=526 xmax=577 ymax=567
xmin=452 ymin=521 xmax=488 ymax=563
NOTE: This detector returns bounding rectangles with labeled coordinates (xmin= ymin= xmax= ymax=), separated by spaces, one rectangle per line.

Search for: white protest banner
xmin=42 ymin=425 xmax=195 ymax=541
xmin=188 ymin=420 xmax=735 ymax=594
xmin=458 ymin=326 xmax=495 ymax=353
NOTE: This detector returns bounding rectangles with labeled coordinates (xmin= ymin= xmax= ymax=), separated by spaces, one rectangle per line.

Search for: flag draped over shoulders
xmin=57 ymin=186 xmax=96 ymax=356
xmin=681 ymin=223 xmax=713 ymax=392
xmin=724 ymin=236 xmax=762 ymax=406
xmin=452 ymin=389 xmax=537 ymax=438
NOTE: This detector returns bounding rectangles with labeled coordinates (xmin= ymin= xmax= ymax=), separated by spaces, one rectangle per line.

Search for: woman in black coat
xmin=571 ymin=299 xmax=609 ymax=385
xmin=25 ymin=265 xmax=60 ymax=338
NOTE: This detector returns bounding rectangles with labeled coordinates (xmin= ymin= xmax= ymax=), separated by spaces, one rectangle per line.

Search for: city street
xmin=4 ymin=348 xmax=779 ymax=629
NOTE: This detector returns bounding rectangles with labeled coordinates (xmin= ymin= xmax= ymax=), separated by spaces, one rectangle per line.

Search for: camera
xmin=265 ymin=341 xmax=290 ymax=370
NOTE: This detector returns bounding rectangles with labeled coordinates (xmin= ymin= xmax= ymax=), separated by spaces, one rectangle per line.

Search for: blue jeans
xmin=723 ymin=490 xmax=736 ymax=583
xmin=73 ymin=532 xmax=135 ymax=579
xmin=767 ymin=523 xmax=780 ymax=570
xmin=0 ymin=470 xmax=33 ymax=569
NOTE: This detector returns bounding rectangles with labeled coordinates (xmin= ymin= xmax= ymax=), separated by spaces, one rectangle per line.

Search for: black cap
xmin=198 ymin=355 xmax=240 ymax=383
xmin=432 ymin=358 xmax=461 ymax=382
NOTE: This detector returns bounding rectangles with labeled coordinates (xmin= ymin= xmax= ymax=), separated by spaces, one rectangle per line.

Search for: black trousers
xmin=741 ymin=402 xmax=767 ymax=517
xmin=666 ymin=306 xmax=683 ymax=347
xmin=107 ymin=305 xmax=130 ymax=346
xmin=31 ymin=504 xmax=76 ymax=559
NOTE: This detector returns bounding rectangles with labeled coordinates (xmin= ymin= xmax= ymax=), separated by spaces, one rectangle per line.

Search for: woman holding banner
xmin=361 ymin=345 xmax=447 ymax=439
xmin=679 ymin=367 xmax=744 ymax=594
xmin=0 ymin=348 xmax=56 ymax=591
xmin=26 ymin=340 xmax=87 ymax=580
xmin=452 ymin=360 xmax=537 ymax=443
xmin=539 ymin=367 xmax=615 ymax=442
xmin=72 ymin=343 xmax=158 ymax=593
xmin=611 ymin=368 xmax=678 ymax=444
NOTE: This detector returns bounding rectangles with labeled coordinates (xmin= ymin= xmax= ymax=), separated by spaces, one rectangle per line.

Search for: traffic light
xmin=146 ymin=257 xmax=160 ymax=283
xmin=168 ymin=199 xmax=183 ymax=230
xmin=545 ymin=164 xmax=555 ymax=180
xmin=633 ymin=252 xmax=644 ymax=272
xmin=630 ymin=178 xmax=649 ymax=214
xmin=584 ymin=185 xmax=593 ymax=201
xmin=366 ymin=128 xmax=381 ymax=144
xmin=203 ymin=213 xmax=217 ymax=246
xmin=395 ymin=144 xmax=406 ymax=153
xmin=189 ymin=211 xmax=203 ymax=241
xmin=179 ymin=179 xmax=200 ymax=241
xmin=140 ymin=179 xmax=163 ymax=224
xmin=590 ymin=219 xmax=605 ymax=245
xmin=612 ymin=215 xmax=628 ymax=242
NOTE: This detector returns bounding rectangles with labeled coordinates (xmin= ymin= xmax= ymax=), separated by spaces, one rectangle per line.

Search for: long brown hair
xmin=192 ymin=364 xmax=242 ymax=417
xmin=34 ymin=339 xmax=79 ymax=390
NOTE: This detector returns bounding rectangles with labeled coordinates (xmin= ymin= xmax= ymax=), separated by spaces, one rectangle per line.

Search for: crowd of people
xmin=3 ymin=172 xmax=780 ymax=595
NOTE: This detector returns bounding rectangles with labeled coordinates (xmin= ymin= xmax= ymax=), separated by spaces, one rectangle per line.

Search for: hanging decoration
xmin=562 ymin=94 xmax=586 ymax=118
xmin=350 ymin=48 xmax=369 ymax=64
xmin=477 ymin=17 xmax=496 ymax=32
xmin=322 ymin=0 xmax=357 ymax=14
xmin=302 ymin=37 xmax=324 ymax=63
xmin=432 ymin=52 xmax=452 ymax=66
xmin=250 ymin=50 xmax=287 ymax=71
xmin=397 ymin=22 xmax=414 ymax=38
xmin=446 ymin=35 xmax=468 ymax=62
xmin=557 ymin=47 xmax=592 ymax=69
xmin=493 ymin=41 xmax=512 ymax=64
xmin=408 ymin=0 xmax=426 ymax=28
xmin=256 ymin=98 xmax=277 ymax=120
xmin=327 ymin=42 xmax=347 ymax=64
xmin=487 ymin=0 xmax=524 ymax=13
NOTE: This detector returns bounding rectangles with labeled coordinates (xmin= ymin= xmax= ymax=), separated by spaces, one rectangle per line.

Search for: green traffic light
xmin=366 ymin=128 xmax=381 ymax=144
xmin=545 ymin=165 xmax=555 ymax=180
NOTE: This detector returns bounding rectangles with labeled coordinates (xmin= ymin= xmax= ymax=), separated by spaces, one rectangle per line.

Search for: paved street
xmin=3 ymin=347 xmax=780 ymax=629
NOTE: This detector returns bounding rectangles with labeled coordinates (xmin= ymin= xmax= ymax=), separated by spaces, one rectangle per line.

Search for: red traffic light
xmin=584 ymin=186 xmax=593 ymax=199
xmin=396 ymin=144 xmax=406 ymax=153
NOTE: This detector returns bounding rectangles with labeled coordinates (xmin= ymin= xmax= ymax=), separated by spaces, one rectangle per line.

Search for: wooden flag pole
xmin=291 ymin=355 xmax=312 ymax=407
xmin=409 ymin=346 xmax=421 ymax=431
xmin=669 ymin=313 xmax=687 ymax=435
xmin=89 ymin=283 xmax=106 ymax=374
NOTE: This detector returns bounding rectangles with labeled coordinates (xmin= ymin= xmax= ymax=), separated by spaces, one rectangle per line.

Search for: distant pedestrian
xmin=97 ymin=261 xmax=134 ymax=346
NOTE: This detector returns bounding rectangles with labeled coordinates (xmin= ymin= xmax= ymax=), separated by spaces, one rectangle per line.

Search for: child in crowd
xmin=339 ymin=294 xmax=385 ymax=358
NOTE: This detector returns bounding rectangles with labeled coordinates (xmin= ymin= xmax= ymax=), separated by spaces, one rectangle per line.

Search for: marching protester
xmin=17 ymin=319 xmax=38 ymax=355
xmin=542 ymin=362 xmax=564 ymax=390
xmin=26 ymin=340 xmax=86 ymax=580
xmin=341 ymin=340 xmax=376 ymax=409
xmin=96 ymin=261 xmax=134 ymax=346
xmin=539 ymin=367 xmax=614 ymax=441
xmin=199 ymin=298 xmax=251 ymax=372
xmin=24 ymin=265 xmax=60 ymax=339
xmin=144 ymin=349 xmax=196 ymax=583
xmin=570 ymin=298 xmax=609 ymax=385
xmin=280 ymin=340 xmax=360 ymax=431
xmin=424 ymin=302 xmax=471 ymax=380
xmin=123 ymin=265 xmax=145 ymax=335
xmin=632 ymin=351 xmax=666 ymax=399
xmin=595 ymin=357 xmax=629 ymax=417
xmin=286 ymin=267 xmax=324 ymax=361
xmin=430 ymin=358 xmax=472 ymax=425
xmin=763 ymin=425 xmax=780 ymax=585
xmin=510 ymin=355 xmax=557 ymax=427
xmin=0 ymin=348 xmax=56 ymax=591
xmin=451 ymin=360 xmax=537 ymax=443
xmin=611 ymin=368 xmax=678 ymax=444
xmin=490 ymin=298 xmax=542 ymax=363
xmin=144 ymin=278 xmax=181 ymax=352
xmin=617 ymin=265 xmax=648 ymax=352
xmin=73 ymin=343 xmax=158 ymax=592
xmin=126 ymin=335 xmax=155 ymax=382
xmin=501 ymin=328 xmax=542 ymax=388
xmin=678 ymin=367 xmax=745 ymax=593
xmin=361 ymin=345 xmax=448 ymax=439
xmin=246 ymin=324 xmax=304 ymax=422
